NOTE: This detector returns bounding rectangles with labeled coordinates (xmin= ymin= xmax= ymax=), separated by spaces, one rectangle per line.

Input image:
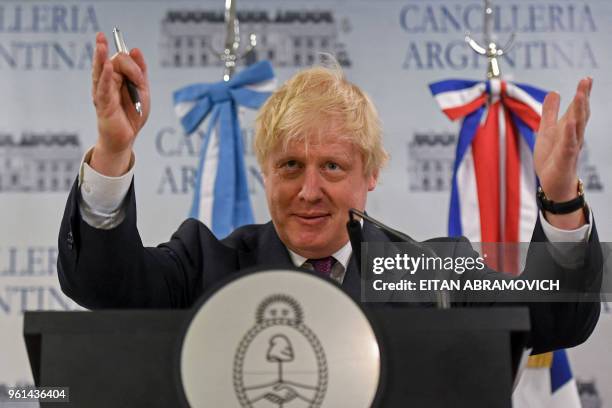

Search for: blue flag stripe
xmin=429 ymin=79 xmax=481 ymax=95
xmin=448 ymin=106 xmax=485 ymax=237
xmin=550 ymin=350 xmax=574 ymax=393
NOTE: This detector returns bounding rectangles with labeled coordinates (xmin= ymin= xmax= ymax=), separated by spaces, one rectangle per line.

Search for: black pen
xmin=112 ymin=27 xmax=142 ymax=116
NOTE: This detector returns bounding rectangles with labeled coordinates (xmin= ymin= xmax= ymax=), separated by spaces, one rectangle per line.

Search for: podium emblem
xmin=233 ymin=294 xmax=327 ymax=407
xmin=179 ymin=269 xmax=380 ymax=408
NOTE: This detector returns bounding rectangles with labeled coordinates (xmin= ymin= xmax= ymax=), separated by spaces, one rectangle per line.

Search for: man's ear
xmin=367 ymin=168 xmax=379 ymax=192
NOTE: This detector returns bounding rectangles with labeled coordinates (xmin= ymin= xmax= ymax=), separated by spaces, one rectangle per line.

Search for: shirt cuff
xmin=539 ymin=209 xmax=592 ymax=243
xmin=78 ymin=147 xmax=134 ymax=229
xmin=539 ymin=209 xmax=592 ymax=268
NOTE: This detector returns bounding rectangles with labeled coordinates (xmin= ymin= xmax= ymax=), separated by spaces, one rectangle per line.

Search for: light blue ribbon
xmin=173 ymin=61 xmax=274 ymax=237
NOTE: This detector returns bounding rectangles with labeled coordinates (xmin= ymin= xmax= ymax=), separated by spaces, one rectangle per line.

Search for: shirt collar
xmin=288 ymin=240 xmax=353 ymax=270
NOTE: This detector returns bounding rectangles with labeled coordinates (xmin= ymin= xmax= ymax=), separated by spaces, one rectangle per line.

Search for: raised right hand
xmin=90 ymin=31 xmax=151 ymax=176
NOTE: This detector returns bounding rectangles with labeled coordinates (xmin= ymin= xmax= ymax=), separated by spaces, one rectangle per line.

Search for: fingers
xmin=553 ymin=117 xmax=580 ymax=172
xmin=91 ymin=32 xmax=109 ymax=100
xmin=130 ymin=48 xmax=148 ymax=78
xmin=564 ymin=117 xmax=579 ymax=149
xmin=576 ymin=76 xmax=591 ymax=96
xmin=583 ymin=77 xmax=592 ymax=123
xmin=540 ymin=91 xmax=560 ymax=135
xmin=572 ymin=94 xmax=586 ymax=145
xmin=551 ymin=77 xmax=592 ymax=164
xmin=92 ymin=31 xmax=148 ymax=119
xmin=95 ymin=60 xmax=115 ymax=110
xmin=110 ymin=52 xmax=145 ymax=88
xmin=129 ymin=48 xmax=149 ymax=94
xmin=535 ymin=77 xmax=594 ymax=203
xmin=566 ymin=77 xmax=591 ymax=145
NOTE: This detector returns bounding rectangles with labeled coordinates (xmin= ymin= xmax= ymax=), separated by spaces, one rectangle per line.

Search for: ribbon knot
xmin=174 ymin=60 xmax=275 ymax=134
xmin=486 ymin=78 xmax=503 ymax=98
xmin=208 ymin=82 xmax=231 ymax=103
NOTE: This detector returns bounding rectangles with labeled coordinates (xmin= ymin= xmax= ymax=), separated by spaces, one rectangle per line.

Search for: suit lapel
xmin=239 ymin=222 xmax=294 ymax=270
xmin=341 ymin=255 xmax=361 ymax=301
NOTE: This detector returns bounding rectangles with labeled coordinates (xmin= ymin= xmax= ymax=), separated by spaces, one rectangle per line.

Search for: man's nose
xmin=298 ymin=167 xmax=324 ymax=202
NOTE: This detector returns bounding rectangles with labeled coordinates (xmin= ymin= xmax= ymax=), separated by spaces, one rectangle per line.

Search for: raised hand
xmin=90 ymin=32 xmax=151 ymax=176
xmin=534 ymin=77 xmax=592 ymax=229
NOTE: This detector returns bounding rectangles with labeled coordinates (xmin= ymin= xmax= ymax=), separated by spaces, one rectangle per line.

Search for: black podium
xmin=368 ymin=307 xmax=529 ymax=407
xmin=24 ymin=307 xmax=529 ymax=407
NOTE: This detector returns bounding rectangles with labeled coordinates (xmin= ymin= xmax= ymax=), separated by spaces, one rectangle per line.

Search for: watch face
xmin=179 ymin=269 xmax=381 ymax=408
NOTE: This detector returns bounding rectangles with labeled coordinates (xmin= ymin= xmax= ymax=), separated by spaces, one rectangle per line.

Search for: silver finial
xmin=465 ymin=0 xmax=515 ymax=79
xmin=217 ymin=0 xmax=258 ymax=81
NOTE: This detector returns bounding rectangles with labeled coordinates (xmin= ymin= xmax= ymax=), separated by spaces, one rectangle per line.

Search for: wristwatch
xmin=536 ymin=179 xmax=588 ymax=215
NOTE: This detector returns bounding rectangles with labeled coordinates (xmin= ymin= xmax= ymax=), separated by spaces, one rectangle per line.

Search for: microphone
xmin=347 ymin=208 xmax=451 ymax=309
xmin=349 ymin=208 xmax=418 ymax=244
xmin=347 ymin=216 xmax=364 ymax=276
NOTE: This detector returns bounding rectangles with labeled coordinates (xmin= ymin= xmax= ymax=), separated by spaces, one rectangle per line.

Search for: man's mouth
xmin=293 ymin=213 xmax=331 ymax=225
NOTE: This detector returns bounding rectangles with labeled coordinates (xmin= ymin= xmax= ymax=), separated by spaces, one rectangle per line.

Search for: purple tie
xmin=308 ymin=256 xmax=335 ymax=277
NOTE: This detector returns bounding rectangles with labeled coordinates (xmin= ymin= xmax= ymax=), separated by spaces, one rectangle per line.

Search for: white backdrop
xmin=0 ymin=0 xmax=610 ymax=405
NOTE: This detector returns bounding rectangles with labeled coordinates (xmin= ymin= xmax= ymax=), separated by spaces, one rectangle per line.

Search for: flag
xmin=173 ymin=61 xmax=275 ymax=237
xmin=513 ymin=350 xmax=582 ymax=408
xmin=429 ymin=78 xmax=546 ymax=246
xmin=430 ymin=78 xmax=581 ymax=407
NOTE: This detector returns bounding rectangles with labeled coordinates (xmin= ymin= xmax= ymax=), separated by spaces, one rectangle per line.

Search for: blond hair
xmin=254 ymin=65 xmax=388 ymax=175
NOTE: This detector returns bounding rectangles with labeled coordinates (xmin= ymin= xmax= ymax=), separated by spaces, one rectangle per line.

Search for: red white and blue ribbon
xmin=173 ymin=61 xmax=275 ymax=238
xmin=431 ymin=79 xmax=582 ymax=407
xmin=429 ymin=78 xmax=547 ymax=244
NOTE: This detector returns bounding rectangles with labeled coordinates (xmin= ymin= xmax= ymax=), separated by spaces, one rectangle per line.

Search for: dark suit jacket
xmin=58 ymin=180 xmax=602 ymax=354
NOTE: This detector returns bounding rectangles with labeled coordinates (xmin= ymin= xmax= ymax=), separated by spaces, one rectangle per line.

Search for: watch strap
xmin=537 ymin=180 xmax=586 ymax=215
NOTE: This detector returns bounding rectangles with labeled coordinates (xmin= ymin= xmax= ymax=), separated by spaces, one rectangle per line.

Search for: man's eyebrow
xmin=321 ymin=150 xmax=352 ymax=161
xmin=274 ymin=152 xmax=302 ymax=159
xmin=272 ymin=154 xmax=301 ymax=164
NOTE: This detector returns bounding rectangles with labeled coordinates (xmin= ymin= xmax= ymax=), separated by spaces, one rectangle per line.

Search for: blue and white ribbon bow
xmin=173 ymin=61 xmax=275 ymax=237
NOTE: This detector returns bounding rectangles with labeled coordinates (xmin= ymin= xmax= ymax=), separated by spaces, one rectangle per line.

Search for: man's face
xmin=263 ymin=130 xmax=378 ymax=259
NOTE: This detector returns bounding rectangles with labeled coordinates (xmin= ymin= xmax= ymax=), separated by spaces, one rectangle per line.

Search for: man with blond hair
xmin=58 ymin=33 xmax=601 ymax=353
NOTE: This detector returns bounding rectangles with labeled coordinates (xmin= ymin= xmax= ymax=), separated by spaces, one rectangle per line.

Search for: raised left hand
xmin=533 ymin=77 xmax=593 ymax=229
